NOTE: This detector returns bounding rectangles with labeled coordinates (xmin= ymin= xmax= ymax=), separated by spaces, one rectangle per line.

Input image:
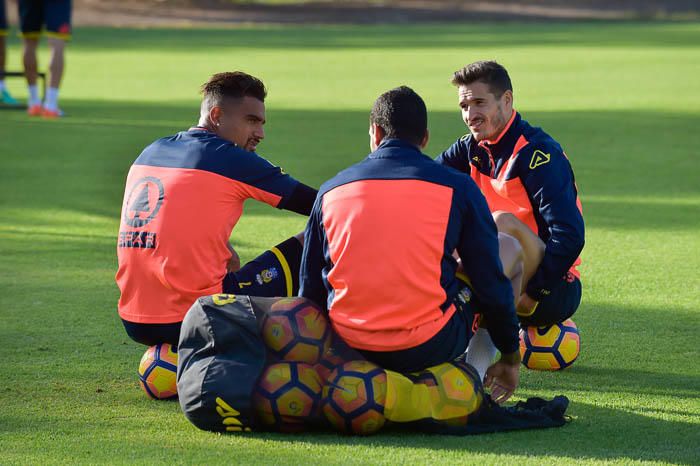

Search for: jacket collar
xmin=369 ymin=138 xmax=424 ymax=159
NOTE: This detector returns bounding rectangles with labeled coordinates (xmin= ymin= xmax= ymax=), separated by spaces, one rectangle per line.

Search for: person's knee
xmin=498 ymin=232 xmax=524 ymax=268
xmin=47 ymin=38 xmax=66 ymax=53
xmin=497 ymin=232 xmax=524 ymax=297
xmin=492 ymin=211 xmax=519 ymax=234
xmin=498 ymin=232 xmax=522 ymax=256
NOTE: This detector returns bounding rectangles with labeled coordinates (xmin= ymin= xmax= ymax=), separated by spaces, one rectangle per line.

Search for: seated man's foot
xmin=1 ymin=89 xmax=19 ymax=105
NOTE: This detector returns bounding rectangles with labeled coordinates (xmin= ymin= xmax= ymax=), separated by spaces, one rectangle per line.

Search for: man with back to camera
xmin=300 ymin=86 xmax=522 ymax=403
xmin=436 ymin=61 xmax=585 ymax=370
xmin=116 ymin=71 xmax=318 ymax=347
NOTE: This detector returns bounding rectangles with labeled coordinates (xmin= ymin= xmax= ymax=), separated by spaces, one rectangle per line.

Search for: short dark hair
xmin=369 ymin=86 xmax=427 ymax=147
xmin=201 ymin=71 xmax=267 ymax=110
xmin=451 ymin=61 xmax=513 ymax=98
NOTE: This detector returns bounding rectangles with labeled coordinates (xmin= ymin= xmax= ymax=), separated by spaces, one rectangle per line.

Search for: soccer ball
xmin=138 ymin=343 xmax=178 ymax=399
xmin=313 ymin=347 xmax=347 ymax=382
xmin=322 ymin=360 xmax=387 ymax=435
xmin=261 ymin=297 xmax=332 ymax=364
xmin=416 ymin=361 xmax=483 ymax=427
xmin=520 ymin=319 xmax=580 ymax=370
xmin=252 ymin=361 xmax=323 ymax=432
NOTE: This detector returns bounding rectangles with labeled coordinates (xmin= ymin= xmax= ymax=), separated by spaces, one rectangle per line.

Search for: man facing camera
xmin=437 ymin=61 xmax=585 ymax=328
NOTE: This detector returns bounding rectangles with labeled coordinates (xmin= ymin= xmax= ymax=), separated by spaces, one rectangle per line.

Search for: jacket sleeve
xmin=455 ymin=181 xmax=520 ymax=355
xmin=520 ymin=144 xmax=585 ymax=300
xmin=281 ymin=183 xmax=318 ymax=216
xmin=435 ymin=137 xmax=471 ymax=173
xmin=298 ymin=194 xmax=331 ymax=310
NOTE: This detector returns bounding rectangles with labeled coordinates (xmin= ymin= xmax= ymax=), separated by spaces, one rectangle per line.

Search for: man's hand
xmin=484 ymin=352 xmax=520 ymax=404
xmin=227 ymin=242 xmax=241 ymax=273
xmin=516 ymin=292 xmax=538 ymax=317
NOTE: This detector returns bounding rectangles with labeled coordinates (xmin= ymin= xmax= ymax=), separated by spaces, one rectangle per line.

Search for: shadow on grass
xmin=1 ymin=100 xmax=697 ymax=231
xmin=41 ymin=23 xmax=700 ymax=52
xmin=117 ymin=395 xmax=697 ymax=465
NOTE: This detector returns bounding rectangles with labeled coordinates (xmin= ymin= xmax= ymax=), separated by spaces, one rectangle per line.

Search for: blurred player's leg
xmin=19 ymin=0 xmax=43 ymax=112
xmin=0 ymin=34 xmax=4 ymax=95
xmin=0 ymin=35 xmax=15 ymax=103
xmin=21 ymin=37 xmax=41 ymax=114
xmin=42 ymin=0 xmax=71 ymax=117
xmin=0 ymin=0 xmax=15 ymax=103
xmin=42 ymin=37 xmax=65 ymax=116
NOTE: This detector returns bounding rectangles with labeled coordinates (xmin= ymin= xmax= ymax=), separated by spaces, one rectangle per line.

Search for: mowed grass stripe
xmin=0 ymin=21 xmax=698 ymax=465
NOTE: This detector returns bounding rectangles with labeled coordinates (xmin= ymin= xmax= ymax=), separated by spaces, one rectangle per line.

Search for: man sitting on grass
xmin=300 ymin=86 xmax=522 ymax=403
xmin=116 ymin=71 xmax=317 ymax=347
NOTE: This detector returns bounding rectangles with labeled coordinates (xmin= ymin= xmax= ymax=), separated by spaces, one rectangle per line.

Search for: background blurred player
xmin=116 ymin=71 xmax=318 ymax=347
xmin=300 ymin=86 xmax=521 ymax=403
xmin=0 ymin=0 xmax=18 ymax=104
xmin=437 ymin=60 xmax=585 ymax=328
xmin=19 ymin=0 xmax=71 ymax=117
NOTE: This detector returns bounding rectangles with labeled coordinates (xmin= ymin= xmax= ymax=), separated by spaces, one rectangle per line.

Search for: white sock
xmin=28 ymin=85 xmax=40 ymax=106
xmin=44 ymin=87 xmax=60 ymax=111
xmin=0 ymin=80 xmax=5 ymax=92
xmin=465 ymin=328 xmax=498 ymax=382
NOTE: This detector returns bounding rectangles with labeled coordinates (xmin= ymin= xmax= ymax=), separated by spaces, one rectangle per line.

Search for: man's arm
xmin=298 ymin=196 xmax=330 ymax=309
xmin=220 ymin=149 xmax=317 ymax=214
xmin=456 ymin=185 xmax=520 ymax=356
xmin=520 ymin=145 xmax=585 ymax=301
xmin=455 ymin=181 xmax=521 ymax=403
xmin=283 ymin=183 xmax=318 ymax=216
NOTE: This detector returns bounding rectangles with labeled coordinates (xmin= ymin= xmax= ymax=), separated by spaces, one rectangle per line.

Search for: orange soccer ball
xmin=138 ymin=343 xmax=178 ymax=399
xmin=520 ymin=319 xmax=581 ymax=370
xmin=261 ymin=297 xmax=332 ymax=364
xmin=322 ymin=360 xmax=388 ymax=435
xmin=252 ymin=361 xmax=323 ymax=432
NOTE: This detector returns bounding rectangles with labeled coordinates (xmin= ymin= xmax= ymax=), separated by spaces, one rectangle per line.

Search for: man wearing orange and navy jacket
xmin=300 ymin=86 xmax=522 ymax=403
xmin=436 ymin=61 xmax=585 ymax=327
xmin=116 ymin=72 xmax=317 ymax=347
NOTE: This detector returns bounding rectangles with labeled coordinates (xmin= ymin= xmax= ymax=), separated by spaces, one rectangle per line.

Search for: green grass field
xmin=1 ymin=21 xmax=699 ymax=465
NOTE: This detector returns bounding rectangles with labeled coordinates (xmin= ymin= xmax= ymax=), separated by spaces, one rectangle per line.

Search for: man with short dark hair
xmin=116 ymin=71 xmax=317 ymax=347
xmin=300 ymin=86 xmax=522 ymax=403
xmin=437 ymin=60 xmax=585 ymax=328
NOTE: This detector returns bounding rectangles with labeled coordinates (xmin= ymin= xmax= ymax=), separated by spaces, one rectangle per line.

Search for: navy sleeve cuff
xmin=525 ymin=278 xmax=552 ymax=302
xmin=281 ymin=183 xmax=318 ymax=215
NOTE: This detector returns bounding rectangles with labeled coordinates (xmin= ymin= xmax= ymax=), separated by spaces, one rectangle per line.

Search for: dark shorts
xmin=1 ymin=0 xmax=7 ymax=34
xmin=122 ymin=320 xmax=181 ymax=347
xmin=520 ymin=274 xmax=582 ymax=327
xmin=357 ymin=285 xmax=476 ymax=374
xmin=122 ymin=237 xmax=303 ymax=347
xmin=19 ymin=0 xmax=72 ymax=39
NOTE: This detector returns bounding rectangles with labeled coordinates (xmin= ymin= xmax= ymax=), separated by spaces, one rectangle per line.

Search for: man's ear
xmin=371 ymin=123 xmax=386 ymax=147
xmin=501 ymin=89 xmax=513 ymax=109
xmin=209 ymin=106 xmax=223 ymax=127
xmin=419 ymin=128 xmax=430 ymax=150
